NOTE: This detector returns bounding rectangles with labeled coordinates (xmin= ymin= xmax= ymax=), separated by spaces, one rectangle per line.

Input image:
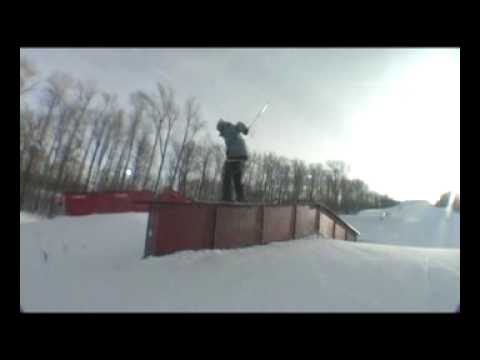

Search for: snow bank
xmin=20 ymin=212 xmax=43 ymax=224
xmin=20 ymin=207 xmax=459 ymax=312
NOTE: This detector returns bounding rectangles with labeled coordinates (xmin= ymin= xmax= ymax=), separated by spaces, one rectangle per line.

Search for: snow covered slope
xmin=20 ymin=202 xmax=459 ymax=312
xmin=20 ymin=212 xmax=43 ymax=224
xmin=341 ymin=201 xmax=460 ymax=248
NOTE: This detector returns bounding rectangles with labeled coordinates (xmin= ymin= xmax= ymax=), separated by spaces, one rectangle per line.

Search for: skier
xmin=216 ymin=119 xmax=249 ymax=202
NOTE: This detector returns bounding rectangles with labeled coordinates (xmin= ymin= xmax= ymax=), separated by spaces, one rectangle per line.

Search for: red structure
xmin=144 ymin=202 xmax=360 ymax=257
xmin=156 ymin=189 xmax=193 ymax=204
xmin=63 ymin=191 xmax=155 ymax=216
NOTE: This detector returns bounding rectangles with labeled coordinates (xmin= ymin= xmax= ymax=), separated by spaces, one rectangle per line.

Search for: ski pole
xmin=248 ymin=103 xmax=270 ymax=129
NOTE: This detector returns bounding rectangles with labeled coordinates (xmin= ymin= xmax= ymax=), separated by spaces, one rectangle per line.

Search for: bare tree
xmin=153 ymin=93 xmax=177 ymax=193
xmin=242 ymin=152 xmax=256 ymax=197
xmin=20 ymin=57 xmax=39 ymax=96
xmin=277 ymin=158 xmax=291 ymax=203
xmin=73 ymin=93 xmax=113 ymax=190
xmin=177 ymin=139 xmax=199 ymax=196
xmin=20 ymin=108 xmax=36 ymax=172
xmin=137 ymin=93 xmax=162 ymax=189
xmin=209 ymin=143 xmax=225 ymax=200
xmin=117 ymin=93 xmax=145 ymax=190
xmin=193 ymin=140 xmax=214 ymax=199
xmin=270 ymin=155 xmax=285 ymax=202
xmin=326 ymin=160 xmax=350 ymax=210
xmin=129 ymin=124 xmax=153 ymax=190
xmin=24 ymin=73 xmax=76 ymax=211
xmin=83 ymin=95 xmax=117 ymax=191
xmin=96 ymin=111 xmax=124 ymax=191
xmin=261 ymin=153 xmax=275 ymax=202
xmin=306 ymin=163 xmax=325 ymax=202
xmin=136 ymin=84 xmax=176 ymax=190
xmin=291 ymin=159 xmax=307 ymax=202
xmin=250 ymin=153 xmax=266 ymax=202
xmin=60 ymin=131 xmax=85 ymax=192
xmin=168 ymin=97 xmax=204 ymax=189
xmin=47 ymin=81 xmax=96 ymax=216
xmin=32 ymin=104 xmax=77 ymax=211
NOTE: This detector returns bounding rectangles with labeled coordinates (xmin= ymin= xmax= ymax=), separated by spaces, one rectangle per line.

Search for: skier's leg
xmin=222 ymin=161 xmax=233 ymax=201
xmin=233 ymin=161 xmax=245 ymax=202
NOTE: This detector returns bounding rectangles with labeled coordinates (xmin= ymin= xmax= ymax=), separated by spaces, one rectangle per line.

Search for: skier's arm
xmin=235 ymin=122 xmax=249 ymax=135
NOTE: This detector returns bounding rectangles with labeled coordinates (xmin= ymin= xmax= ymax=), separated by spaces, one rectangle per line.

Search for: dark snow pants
xmin=222 ymin=160 xmax=245 ymax=202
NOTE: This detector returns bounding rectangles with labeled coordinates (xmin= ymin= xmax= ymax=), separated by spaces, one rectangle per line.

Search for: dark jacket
xmin=217 ymin=120 xmax=249 ymax=160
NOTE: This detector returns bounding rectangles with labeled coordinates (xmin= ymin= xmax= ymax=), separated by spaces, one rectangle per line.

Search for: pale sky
xmin=20 ymin=48 xmax=460 ymax=204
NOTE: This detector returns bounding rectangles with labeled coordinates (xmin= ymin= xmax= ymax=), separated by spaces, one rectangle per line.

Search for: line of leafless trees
xmin=20 ymin=57 xmax=397 ymax=217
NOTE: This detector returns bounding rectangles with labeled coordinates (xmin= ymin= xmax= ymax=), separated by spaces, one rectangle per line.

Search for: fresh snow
xmin=20 ymin=212 xmax=43 ymax=224
xmin=341 ymin=201 xmax=459 ymax=249
xmin=20 ymin=202 xmax=460 ymax=312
